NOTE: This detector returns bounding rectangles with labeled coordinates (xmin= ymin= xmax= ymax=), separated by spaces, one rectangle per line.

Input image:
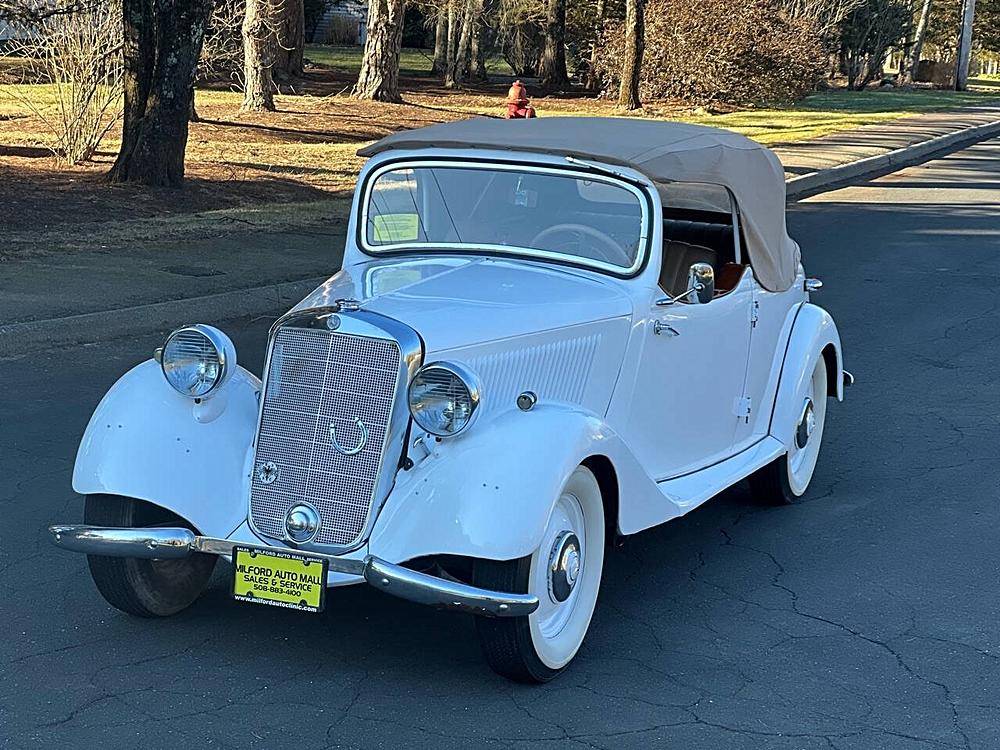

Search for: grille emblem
xmin=326 ymin=314 xmax=341 ymax=330
xmin=329 ymin=416 xmax=368 ymax=456
xmin=256 ymin=461 xmax=279 ymax=485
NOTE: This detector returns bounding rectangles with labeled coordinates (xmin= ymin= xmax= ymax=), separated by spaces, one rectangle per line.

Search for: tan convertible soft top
xmin=358 ymin=117 xmax=800 ymax=292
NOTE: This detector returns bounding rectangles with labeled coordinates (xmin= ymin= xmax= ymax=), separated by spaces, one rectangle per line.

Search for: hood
xmin=294 ymin=256 xmax=632 ymax=352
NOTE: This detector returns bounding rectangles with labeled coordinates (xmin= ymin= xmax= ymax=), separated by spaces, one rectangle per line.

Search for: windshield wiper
xmin=565 ymin=156 xmax=635 ymax=182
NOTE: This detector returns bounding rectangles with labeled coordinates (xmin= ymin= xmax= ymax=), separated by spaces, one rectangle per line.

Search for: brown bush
xmin=596 ymin=0 xmax=825 ymax=106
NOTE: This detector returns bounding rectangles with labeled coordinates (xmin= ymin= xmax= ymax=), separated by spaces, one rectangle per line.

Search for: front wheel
xmin=84 ymin=494 xmax=217 ymax=617
xmin=749 ymin=356 xmax=829 ymax=504
xmin=473 ymin=466 xmax=605 ymax=683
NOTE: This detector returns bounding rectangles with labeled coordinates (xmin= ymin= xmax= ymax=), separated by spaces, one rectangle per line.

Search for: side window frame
xmin=725 ymin=186 xmax=743 ymax=267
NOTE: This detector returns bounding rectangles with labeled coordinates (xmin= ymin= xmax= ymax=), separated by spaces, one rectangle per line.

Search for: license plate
xmin=232 ymin=546 xmax=328 ymax=613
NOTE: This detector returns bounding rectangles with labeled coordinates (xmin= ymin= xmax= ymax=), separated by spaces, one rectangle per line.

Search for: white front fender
xmin=72 ymin=360 xmax=261 ymax=537
xmin=367 ymin=405 xmax=653 ymax=564
xmin=770 ymin=303 xmax=844 ymax=448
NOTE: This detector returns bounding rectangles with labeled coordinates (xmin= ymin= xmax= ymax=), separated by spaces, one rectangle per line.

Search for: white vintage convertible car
xmin=51 ymin=118 xmax=849 ymax=682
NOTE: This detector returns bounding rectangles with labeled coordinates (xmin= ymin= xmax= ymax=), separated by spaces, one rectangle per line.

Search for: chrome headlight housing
xmin=408 ymin=361 xmax=481 ymax=437
xmin=159 ymin=324 xmax=236 ymax=398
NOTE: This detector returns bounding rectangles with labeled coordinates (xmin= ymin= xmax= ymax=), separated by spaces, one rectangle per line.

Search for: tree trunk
xmin=445 ymin=0 xmax=459 ymax=81
xmin=509 ymin=28 xmax=536 ymax=76
xmin=538 ymin=0 xmax=569 ymax=89
xmin=446 ymin=0 xmax=474 ymax=87
xmin=470 ymin=0 xmax=489 ymax=82
xmin=432 ymin=7 xmax=447 ymax=76
xmin=274 ymin=0 xmax=306 ymax=79
xmin=861 ymin=53 xmax=884 ymax=88
xmin=109 ymin=0 xmax=214 ymax=187
xmin=353 ymin=0 xmax=405 ymax=101
xmin=618 ymin=0 xmax=643 ymax=109
xmin=955 ymin=0 xmax=977 ymax=90
xmin=242 ymin=0 xmax=276 ymax=111
xmin=113 ymin=0 xmax=156 ymax=177
xmin=586 ymin=0 xmax=606 ymax=91
xmin=901 ymin=0 xmax=932 ymax=83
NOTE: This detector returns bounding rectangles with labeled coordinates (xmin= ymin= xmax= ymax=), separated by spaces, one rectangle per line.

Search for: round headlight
xmin=160 ymin=325 xmax=235 ymax=398
xmin=408 ymin=362 xmax=481 ymax=437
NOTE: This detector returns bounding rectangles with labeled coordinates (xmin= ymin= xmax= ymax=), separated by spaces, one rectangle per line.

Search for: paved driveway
xmin=2 ymin=140 xmax=998 ymax=749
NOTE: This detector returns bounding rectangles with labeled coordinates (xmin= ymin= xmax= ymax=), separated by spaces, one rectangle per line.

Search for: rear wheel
xmin=749 ymin=357 xmax=828 ymax=504
xmin=84 ymin=494 xmax=216 ymax=617
xmin=473 ymin=466 xmax=605 ymax=683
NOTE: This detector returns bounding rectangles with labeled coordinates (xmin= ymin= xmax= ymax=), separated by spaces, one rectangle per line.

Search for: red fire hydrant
xmin=505 ymin=81 xmax=537 ymax=119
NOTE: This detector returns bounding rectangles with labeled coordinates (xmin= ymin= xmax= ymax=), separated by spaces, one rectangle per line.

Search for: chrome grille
xmin=249 ymin=325 xmax=403 ymax=547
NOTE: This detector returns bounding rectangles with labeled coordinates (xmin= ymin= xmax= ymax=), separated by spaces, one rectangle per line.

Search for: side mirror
xmin=688 ymin=263 xmax=715 ymax=304
xmin=655 ymin=262 xmax=716 ymax=307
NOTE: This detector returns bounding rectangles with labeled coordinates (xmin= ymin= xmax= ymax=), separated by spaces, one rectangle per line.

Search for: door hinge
xmin=733 ymin=396 xmax=752 ymax=423
xmin=750 ymin=300 xmax=760 ymax=329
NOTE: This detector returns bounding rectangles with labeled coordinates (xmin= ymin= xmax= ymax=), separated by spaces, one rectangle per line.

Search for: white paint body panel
xmin=70 ymin=146 xmax=846 ymax=577
xmin=622 ymin=271 xmax=754 ymax=480
xmin=73 ymin=361 xmax=261 ymax=539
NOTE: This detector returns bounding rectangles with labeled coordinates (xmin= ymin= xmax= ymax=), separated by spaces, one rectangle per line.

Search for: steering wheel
xmin=530 ymin=223 xmax=629 ymax=266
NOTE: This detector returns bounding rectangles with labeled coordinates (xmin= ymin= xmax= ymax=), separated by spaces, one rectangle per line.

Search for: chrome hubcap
xmin=284 ymin=504 xmax=320 ymax=543
xmin=548 ymin=531 xmax=582 ymax=603
xmin=795 ymin=399 xmax=816 ymax=450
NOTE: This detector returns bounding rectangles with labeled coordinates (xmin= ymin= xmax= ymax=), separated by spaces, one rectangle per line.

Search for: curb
xmin=3 ymin=117 xmax=998 ymax=358
xmin=786 ymin=118 xmax=1000 ymax=199
xmin=0 ymin=276 xmax=327 ymax=359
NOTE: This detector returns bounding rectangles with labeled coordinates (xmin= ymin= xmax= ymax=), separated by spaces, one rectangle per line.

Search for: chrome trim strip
xmin=247 ymin=305 xmax=423 ymax=556
xmin=49 ymin=525 xmax=198 ymax=559
xmin=364 ymin=557 xmax=537 ymax=616
xmin=359 ymin=159 xmax=652 ymax=276
xmin=47 ymin=525 xmax=537 ymax=617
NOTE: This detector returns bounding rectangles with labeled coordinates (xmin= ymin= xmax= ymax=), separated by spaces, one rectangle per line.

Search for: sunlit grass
xmin=304 ymin=44 xmax=514 ymax=76
xmin=5 ymin=78 xmax=998 ymax=159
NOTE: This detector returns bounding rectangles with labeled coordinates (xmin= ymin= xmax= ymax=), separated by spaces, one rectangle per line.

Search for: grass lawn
xmin=304 ymin=45 xmax=436 ymax=76
xmin=303 ymin=44 xmax=514 ymax=76
xmin=2 ymin=48 xmax=999 ymax=252
xmin=677 ymin=88 xmax=1000 ymax=142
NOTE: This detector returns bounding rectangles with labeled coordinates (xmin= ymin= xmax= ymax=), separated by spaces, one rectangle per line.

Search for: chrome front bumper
xmin=48 ymin=525 xmax=538 ymax=618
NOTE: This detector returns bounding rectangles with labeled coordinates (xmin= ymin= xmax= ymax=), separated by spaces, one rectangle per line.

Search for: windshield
xmin=362 ymin=163 xmax=648 ymax=273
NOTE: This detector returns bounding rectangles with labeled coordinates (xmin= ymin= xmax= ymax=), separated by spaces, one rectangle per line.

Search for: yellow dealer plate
xmin=232 ymin=546 xmax=328 ymax=613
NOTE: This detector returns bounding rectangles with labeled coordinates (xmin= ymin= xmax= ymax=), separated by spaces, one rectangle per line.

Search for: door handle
xmin=653 ymin=320 xmax=680 ymax=337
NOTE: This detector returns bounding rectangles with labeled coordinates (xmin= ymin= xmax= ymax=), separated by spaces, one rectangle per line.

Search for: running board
xmin=657 ymin=436 xmax=785 ymax=510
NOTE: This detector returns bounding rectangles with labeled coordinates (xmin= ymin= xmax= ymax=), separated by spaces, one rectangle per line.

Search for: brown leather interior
xmin=659 ymin=240 xmax=717 ymax=297
xmin=663 ymin=220 xmax=735 ymax=257
xmin=659 ymin=214 xmax=751 ymax=299
xmin=715 ymin=263 xmax=747 ymax=295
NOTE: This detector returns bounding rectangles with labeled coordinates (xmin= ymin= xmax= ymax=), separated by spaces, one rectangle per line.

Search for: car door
xmin=732 ymin=278 xmax=803 ymax=451
xmin=626 ymin=271 xmax=754 ymax=482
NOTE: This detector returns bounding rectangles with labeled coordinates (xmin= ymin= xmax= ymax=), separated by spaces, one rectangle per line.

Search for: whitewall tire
xmin=473 ymin=465 xmax=605 ymax=682
xmin=749 ymin=357 xmax=828 ymax=504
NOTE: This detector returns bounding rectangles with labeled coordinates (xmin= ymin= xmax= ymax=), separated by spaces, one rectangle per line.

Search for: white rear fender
xmin=368 ymin=405 xmax=651 ymax=564
xmin=72 ymin=360 xmax=261 ymax=537
xmin=770 ymin=303 xmax=843 ymax=448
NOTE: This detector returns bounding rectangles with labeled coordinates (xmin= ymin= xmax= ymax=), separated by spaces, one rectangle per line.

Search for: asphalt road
xmin=2 ymin=139 xmax=998 ymax=750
